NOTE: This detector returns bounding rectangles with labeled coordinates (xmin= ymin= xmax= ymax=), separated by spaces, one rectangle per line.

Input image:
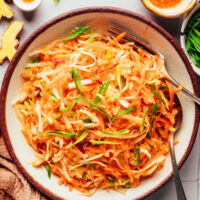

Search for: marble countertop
xmin=0 ymin=0 xmax=199 ymax=199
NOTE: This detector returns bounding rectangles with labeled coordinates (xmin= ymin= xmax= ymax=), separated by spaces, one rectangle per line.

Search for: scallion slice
xmin=150 ymin=103 xmax=157 ymax=129
xmin=90 ymin=141 xmax=121 ymax=145
xmin=139 ymin=106 xmax=149 ymax=133
xmin=64 ymin=26 xmax=90 ymax=41
xmin=44 ymin=130 xmax=76 ymax=139
xmin=112 ymin=108 xmax=136 ymax=122
xmin=72 ymin=68 xmax=87 ymax=100
xmin=94 ymin=81 xmax=110 ymax=104
xmin=103 ymin=129 xmax=130 ymax=135
xmin=45 ymin=164 xmax=51 ymax=178
xmin=59 ymin=97 xmax=80 ymax=112
xmin=68 ymin=130 xmax=88 ymax=148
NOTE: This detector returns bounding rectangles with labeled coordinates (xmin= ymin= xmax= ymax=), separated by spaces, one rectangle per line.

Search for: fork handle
xmin=169 ymin=136 xmax=187 ymax=200
xmin=169 ymin=77 xmax=200 ymax=105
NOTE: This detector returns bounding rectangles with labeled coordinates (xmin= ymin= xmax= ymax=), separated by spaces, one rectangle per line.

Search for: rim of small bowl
xmin=141 ymin=0 xmax=196 ymax=18
xmin=13 ymin=0 xmax=42 ymax=12
xmin=180 ymin=2 xmax=200 ymax=76
xmin=0 ymin=6 xmax=200 ymax=200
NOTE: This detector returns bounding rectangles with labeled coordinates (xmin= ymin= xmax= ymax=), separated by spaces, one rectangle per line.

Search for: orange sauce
xmin=22 ymin=0 xmax=34 ymax=3
xmin=149 ymin=0 xmax=182 ymax=8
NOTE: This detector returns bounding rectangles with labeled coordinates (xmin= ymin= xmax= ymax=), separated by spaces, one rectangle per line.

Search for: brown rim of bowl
xmin=141 ymin=0 xmax=196 ymax=18
xmin=0 ymin=6 xmax=199 ymax=200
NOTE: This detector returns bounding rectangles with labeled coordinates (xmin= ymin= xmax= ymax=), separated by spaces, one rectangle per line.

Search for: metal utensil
xmin=108 ymin=26 xmax=186 ymax=199
xmin=170 ymin=94 xmax=186 ymax=200
xmin=107 ymin=25 xmax=200 ymax=105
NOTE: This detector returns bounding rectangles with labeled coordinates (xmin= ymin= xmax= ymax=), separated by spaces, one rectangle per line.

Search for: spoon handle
xmin=169 ymin=136 xmax=187 ymax=200
xmin=169 ymin=77 xmax=200 ymax=105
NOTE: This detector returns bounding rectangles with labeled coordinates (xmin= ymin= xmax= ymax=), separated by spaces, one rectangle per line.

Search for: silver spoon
xmin=169 ymin=94 xmax=186 ymax=200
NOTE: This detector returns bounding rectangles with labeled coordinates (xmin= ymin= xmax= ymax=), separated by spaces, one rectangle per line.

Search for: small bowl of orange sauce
xmin=141 ymin=0 xmax=196 ymax=18
xmin=13 ymin=0 xmax=42 ymax=12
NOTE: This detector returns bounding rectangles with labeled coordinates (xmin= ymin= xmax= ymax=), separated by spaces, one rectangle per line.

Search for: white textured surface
xmin=0 ymin=1 xmax=200 ymax=200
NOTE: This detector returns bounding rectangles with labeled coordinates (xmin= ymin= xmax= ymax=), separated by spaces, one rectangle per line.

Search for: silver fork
xmin=107 ymin=25 xmax=200 ymax=105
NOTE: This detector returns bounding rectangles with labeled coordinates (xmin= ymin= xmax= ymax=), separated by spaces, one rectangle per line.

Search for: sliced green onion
xmin=150 ymin=145 xmax=155 ymax=149
xmin=150 ymin=103 xmax=157 ymax=129
xmin=59 ymin=97 xmax=80 ymax=112
xmin=115 ymin=64 xmax=122 ymax=90
xmin=90 ymin=103 xmax=109 ymax=122
xmin=45 ymin=164 xmax=51 ymax=178
xmin=134 ymin=144 xmax=137 ymax=161
xmin=146 ymin=132 xmax=151 ymax=139
xmin=112 ymin=108 xmax=136 ymax=122
xmin=68 ymin=130 xmax=88 ymax=148
xmin=104 ymin=49 xmax=113 ymax=64
xmin=88 ymin=37 xmax=95 ymax=43
xmin=54 ymin=0 xmax=59 ymax=2
xmin=31 ymin=57 xmax=40 ymax=63
xmin=82 ymin=118 xmax=93 ymax=123
xmin=25 ymin=57 xmax=41 ymax=69
xmin=137 ymin=148 xmax=140 ymax=168
xmin=90 ymin=141 xmax=121 ymax=145
xmin=72 ymin=68 xmax=87 ymax=100
xmin=40 ymin=81 xmax=46 ymax=90
xmin=139 ymin=106 xmax=149 ymax=133
xmin=44 ymin=131 xmax=76 ymax=139
xmin=106 ymin=175 xmax=115 ymax=185
xmin=94 ymin=81 xmax=110 ymax=104
xmin=64 ymin=26 xmax=90 ymax=41
xmin=152 ymin=90 xmax=165 ymax=105
xmin=103 ymin=129 xmax=130 ymax=135
xmin=49 ymin=92 xmax=59 ymax=101
xmin=52 ymin=113 xmax=62 ymax=121
xmin=123 ymin=183 xmax=131 ymax=188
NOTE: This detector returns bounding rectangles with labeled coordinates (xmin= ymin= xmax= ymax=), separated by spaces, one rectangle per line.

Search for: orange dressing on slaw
xmin=149 ymin=0 xmax=182 ymax=8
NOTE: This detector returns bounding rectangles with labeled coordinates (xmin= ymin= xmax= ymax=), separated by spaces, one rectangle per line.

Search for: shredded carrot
xmin=12 ymin=27 xmax=183 ymax=196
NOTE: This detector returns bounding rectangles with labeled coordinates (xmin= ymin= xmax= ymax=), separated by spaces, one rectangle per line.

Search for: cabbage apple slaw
xmin=13 ymin=26 xmax=183 ymax=195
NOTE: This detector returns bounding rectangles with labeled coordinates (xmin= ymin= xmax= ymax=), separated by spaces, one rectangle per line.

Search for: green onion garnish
xmin=123 ymin=183 xmax=131 ymax=188
xmin=72 ymin=68 xmax=87 ymax=100
xmin=68 ymin=130 xmax=88 ymax=148
xmin=137 ymin=148 xmax=140 ymax=168
xmin=115 ymin=64 xmax=122 ymax=90
xmin=52 ymin=113 xmax=62 ymax=121
xmin=150 ymin=103 xmax=157 ymax=129
xmin=112 ymin=108 xmax=136 ymax=122
xmin=146 ymin=132 xmax=151 ymax=139
xmin=45 ymin=164 xmax=51 ymax=178
xmin=152 ymin=90 xmax=165 ymax=105
xmin=90 ymin=103 xmax=109 ymax=122
xmin=25 ymin=57 xmax=41 ymax=69
xmin=134 ymin=144 xmax=137 ymax=161
xmin=90 ymin=141 xmax=121 ymax=145
xmin=139 ymin=106 xmax=149 ymax=133
xmin=103 ymin=129 xmax=130 ymax=135
xmin=106 ymin=175 xmax=115 ymax=185
xmin=64 ymin=26 xmax=90 ymax=41
xmin=94 ymin=81 xmax=110 ymax=104
xmin=82 ymin=118 xmax=93 ymax=123
xmin=43 ymin=130 xmax=76 ymax=139
xmin=59 ymin=97 xmax=80 ymax=112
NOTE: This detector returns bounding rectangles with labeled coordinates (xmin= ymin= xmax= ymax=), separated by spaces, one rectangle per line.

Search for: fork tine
xmin=108 ymin=25 xmax=158 ymax=56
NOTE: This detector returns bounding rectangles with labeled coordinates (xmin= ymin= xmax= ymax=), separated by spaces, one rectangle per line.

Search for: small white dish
xmin=180 ymin=2 xmax=200 ymax=76
xmin=141 ymin=0 xmax=196 ymax=18
xmin=13 ymin=0 xmax=42 ymax=12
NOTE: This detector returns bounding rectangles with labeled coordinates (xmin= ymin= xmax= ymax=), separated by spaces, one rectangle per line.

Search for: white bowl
xmin=180 ymin=2 xmax=200 ymax=76
xmin=0 ymin=7 xmax=199 ymax=200
xmin=141 ymin=0 xmax=196 ymax=18
xmin=13 ymin=0 xmax=42 ymax=12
